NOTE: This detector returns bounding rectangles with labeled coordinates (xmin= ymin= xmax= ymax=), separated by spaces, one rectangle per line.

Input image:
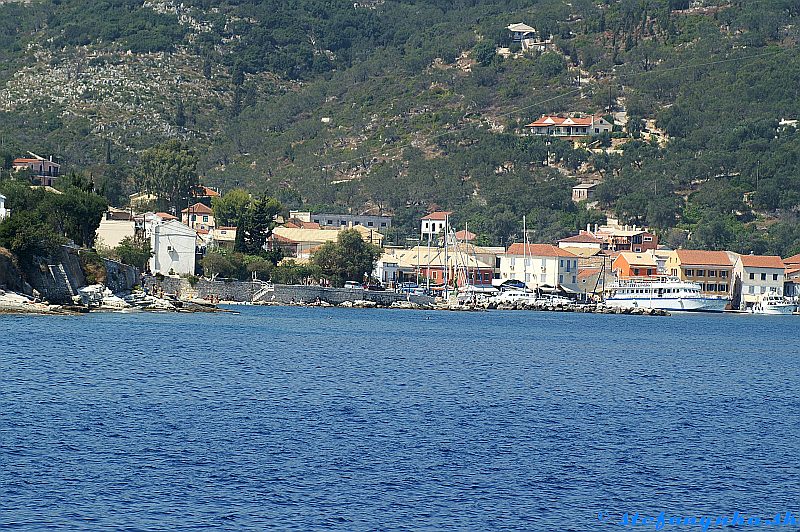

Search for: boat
xmin=750 ymin=292 xmax=796 ymax=315
xmin=605 ymin=276 xmax=729 ymax=312
xmin=490 ymin=288 xmax=543 ymax=305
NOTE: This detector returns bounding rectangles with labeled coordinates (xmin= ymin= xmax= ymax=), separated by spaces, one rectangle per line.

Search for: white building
xmin=421 ymin=211 xmax=452 ymax=242
xmin=498 ymin=243 xmax=579 ymax=290
xmin=149 ymin=220 xmax=198 ymax=275
xmin=733 ymin=254 xmax=786 ymax=309
xmin=0 ymin=193 xmax=6 ymax=220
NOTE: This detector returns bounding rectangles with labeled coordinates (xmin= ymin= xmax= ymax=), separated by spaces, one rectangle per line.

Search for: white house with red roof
xmin=732 ymin=254 xmax=786 ymax=309
xmin=499 ymin=243 xmax=579 ymax=290
xmin=421 ymin=211 xmax=452 ymax=242
xmin=525 ymin=115 xmax=612 ymax=138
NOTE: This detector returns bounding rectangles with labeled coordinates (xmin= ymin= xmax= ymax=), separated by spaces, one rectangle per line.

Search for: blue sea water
xmin=1 ymin=307 xmax=799 ymax=531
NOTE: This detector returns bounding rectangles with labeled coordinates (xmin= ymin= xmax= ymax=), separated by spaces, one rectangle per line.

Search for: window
xmin=696 ymin=269 xmax=705 ymax=277
xmin=559 ymin=275 xmax=563 ymax=283
xmin=368 ymin=221 xmax=374 ymax=227
xmin=572 ymin=275 xmax=576 ymax=284
xmin=773 ymin=274 xmax=778 ymax=281
xmin=761 ymin=273 xmax=766 ymax=281
xmin=749 ymin=272 xmax=755 ymax=280
xmin=634 ymin=247 xmax=642 ymax=252
xmin=341 ymin=221 xmax=347 ymax=226
xmin=327 ymin=220 xmax=333 ymax=225
xmin=202 ymin=215 xmax=208 ymax=222
xmin=708 ymin=270 xmax=716 ymax=277
xmin=381 ymin=222 xmax=387 ymax=227
xmin=191 ymin=214 xmax=196 ymax=221
xmin=719 ymin=284 xmax=727 ymax=292
xmin=707 ymin=284 xmax=716 ymax=292
xmin=313 ymin=219 xmax=320 ymax=224
xmin=566 ymin=261 xmax=571 ymax=272
xmin=749 ymin=286 xmax=755 ymax=294
xmin=643 ymin=236 xmax=653 ymax=242
xmin=634 ymin=268 xmax=640 ymax=276
xmin=559 ymin=260 xmax=563 ymax=267
xmin=686 ymin=269 xmax=694 ymax=276
xmin=720 ymin=271 xmax=728 ymax=278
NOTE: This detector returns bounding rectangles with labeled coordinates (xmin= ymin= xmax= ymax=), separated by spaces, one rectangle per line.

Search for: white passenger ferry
xmin=750 ymin=292 xmax=796 ymax=315
xmin=605 ymin=277 xmax=729 ymax=312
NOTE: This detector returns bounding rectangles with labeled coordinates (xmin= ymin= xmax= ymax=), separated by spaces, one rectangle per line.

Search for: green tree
xmin=114 ymin=235 xmax=152 ymax=270
xmin=311 ymin=229 xmax=382 ymax=287
xmin=139 ymin=140 xmax=199 ymax=215
xmin=234 ymin=196 xmax=285 ymax=255
xmin=212 ymin=188 xmax=252 ymax=227
xmin=472 ymin=40 xmax=496 ymax=66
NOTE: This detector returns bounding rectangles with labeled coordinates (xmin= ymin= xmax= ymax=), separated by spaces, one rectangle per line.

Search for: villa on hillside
xmin=525 ymin=115 xmax=613 ymax=138
xmin=12 ymin=153 xmax=61 ymax=186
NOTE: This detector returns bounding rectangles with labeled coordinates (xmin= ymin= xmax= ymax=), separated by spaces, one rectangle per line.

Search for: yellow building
xmin=666 ymin=250 xmax=734 ymax=297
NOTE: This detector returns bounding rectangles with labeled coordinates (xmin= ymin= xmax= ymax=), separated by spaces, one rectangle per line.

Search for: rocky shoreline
xmin=252 ymin=298 xmax=670 ymax=316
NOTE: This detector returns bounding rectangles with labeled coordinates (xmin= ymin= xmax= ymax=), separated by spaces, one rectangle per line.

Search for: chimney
xmin=49 ymin=155 xmax=53 ymax=162
xmin=586 ymin=223 xmax=591 ymax=232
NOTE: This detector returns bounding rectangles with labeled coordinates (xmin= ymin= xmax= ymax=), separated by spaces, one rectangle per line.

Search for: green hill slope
xmin=1 ymin=0 xmax=799 ymax=254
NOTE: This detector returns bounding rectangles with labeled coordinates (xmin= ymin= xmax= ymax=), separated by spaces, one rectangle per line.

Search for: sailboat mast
xmin=523 ymin=215 xmax=528 ymax=290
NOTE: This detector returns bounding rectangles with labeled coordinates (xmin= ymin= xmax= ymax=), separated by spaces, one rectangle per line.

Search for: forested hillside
xmin=1 ymin=0 xmax=799 ymax=254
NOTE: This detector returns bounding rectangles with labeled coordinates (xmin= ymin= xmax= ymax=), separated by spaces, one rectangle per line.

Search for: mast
xmin=523 ymin=215 xmax=528 ymax=290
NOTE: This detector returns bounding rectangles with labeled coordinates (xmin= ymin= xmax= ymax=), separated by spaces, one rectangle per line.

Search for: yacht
xmin=605 ymin=277 xmax=729 ymax=312
xmin=750 ymin=292 xmax=796 ymax=315
xmin=490 ymin=289 xmax=543 ymax=305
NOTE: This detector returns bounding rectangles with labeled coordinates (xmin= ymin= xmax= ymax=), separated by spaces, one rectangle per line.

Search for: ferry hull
xmin=605 ymin=296 xmax=729 ymax=312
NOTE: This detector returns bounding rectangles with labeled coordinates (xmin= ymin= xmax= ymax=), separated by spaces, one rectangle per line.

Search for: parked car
xmin=344 ymin=281 xmax=363 ymax=289
xmin=366 ymin=283 xmax=385 ymax=291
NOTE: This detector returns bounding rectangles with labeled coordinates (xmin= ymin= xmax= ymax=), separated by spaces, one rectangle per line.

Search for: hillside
xmin=1 ymin=0 xmax=799 ymax=254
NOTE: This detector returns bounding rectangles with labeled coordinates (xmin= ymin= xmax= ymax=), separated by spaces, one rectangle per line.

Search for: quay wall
xmin=143 ymin=276 xmax=434 ymax=306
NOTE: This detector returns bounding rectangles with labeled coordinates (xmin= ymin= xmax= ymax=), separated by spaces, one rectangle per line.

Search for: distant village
xmin=4 ymin=142 xmax=799 ymax=315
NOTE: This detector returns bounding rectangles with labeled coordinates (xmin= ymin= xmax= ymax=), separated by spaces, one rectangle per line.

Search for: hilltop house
xmin=732 ymin=254 xmax=786 ymax=310
xmin=269 ymin=225 xmax=384 ymax=260
xmin=612 ymin=252 xmax=658 ymax=278
xmin=421 ymin=211 xmax=452 ymax=242
xmin=499 ymin=243 xmax=578 ymax=291
xmin=584 ymin=219 xmax=658 ymax=253
xmin=666 ymin=250 xmax=733 ymax=297
xmin=506 ymin=23 xmax=551 ymax=52
xmin=0 ymin=193 xmax=6 ymax=220
xmin=12 ymin=153 xmax=60 ymax=186
xmin=525 ymin=115 xmax=613 ymax=138
xmin=572 ymin=182 xmax=599 ymax=202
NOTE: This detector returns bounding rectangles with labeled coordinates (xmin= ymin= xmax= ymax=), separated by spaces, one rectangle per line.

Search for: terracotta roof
xmin=196 ymin=229 xmax=209 ymax=235
xmin=155 ymin=212 xmax=177 ymax=220
xmin=217 ymin=226 xmax=237 ymax=231
xmin=194 ymin=185 xmax=220 ymax=197
xmin=675 ymin=249 xmax=732 ymax=267
xmin=785 ymin=266 xmax=800 ymax=277
xmin=559 ymin=233 xmax=603 ymax=244
xmin=616 ymin=252 xmax=657 ymax=267
xmin=577 ymin=268 xmax=600 ymax=280
xmin=783 ymin=253 xmax=800 ymax=266
xmin=422 ymin=211 xmax=452 ymax=220
xmin=525 ymin=115 xmax=595 ymax=128
xmin=455 ymin=229 xmax=476 ymax=241
xmin=739 ymin=255 xmax=785 ymax=269
xmin=181 ymin=202 xmax=213 ymax=214
xmin=506 ymin=243 xmax=576 ymax=258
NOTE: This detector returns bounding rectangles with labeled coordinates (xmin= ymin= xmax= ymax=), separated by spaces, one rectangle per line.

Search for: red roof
xmin=506 ymin=243 xmax=576 ymax=258
xmin=181 ymin=202 xmax=213 ymax=214
xmin=675 ymin=250 xmax=732 ymax=267
xmin=422 ymin=211 xmax=452 ymax=220
xmin=559 ymin=232 xmax=603 ymax=244
xmin=194 ymin=185 xmax=220 ymax=197
xmin=217 ymin=226 xmax=237 ymax=231
xmin=577 ymin=268 xmax=601 ymax=280
xmin=739 ymin=255 xmax=785 ymax=269
xmin=783 ymin=253 xmax=800 ymax=266
xmin=525 ymin=115 xmax=595 ymax=128
xmin=155 ymin=212 xmax=177 ymax=220
xmin=196 ymin=229 xmax=209 ymax=235
xmin=455 ymin=229 xmax=476 ymax=241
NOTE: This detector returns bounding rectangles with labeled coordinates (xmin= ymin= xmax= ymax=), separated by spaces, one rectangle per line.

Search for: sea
xmin=1 ymin=307 xmax=799 ymax=531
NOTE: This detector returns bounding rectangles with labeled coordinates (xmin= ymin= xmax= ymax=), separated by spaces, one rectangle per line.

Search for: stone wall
xmin=143 ymin=276 xmax=266 ymax=302
xmin=102 ymin=258 xmax=139 ymax=294
xmin=23 ymin=246 xmax=86 ymax=303
xmin=143 ymin=276 xmax=435 ymax=306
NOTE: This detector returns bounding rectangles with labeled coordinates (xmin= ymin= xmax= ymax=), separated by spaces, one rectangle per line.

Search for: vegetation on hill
xmin=0 ymin=0 xmax=798 ymax=255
